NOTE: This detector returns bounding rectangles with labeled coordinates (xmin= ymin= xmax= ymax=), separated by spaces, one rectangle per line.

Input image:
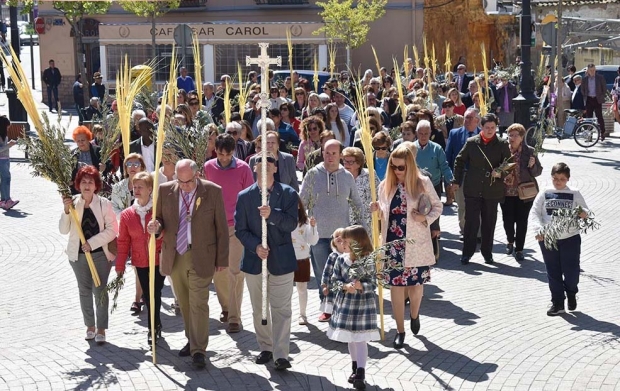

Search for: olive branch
xmin=539 ymin=206 xmax=600 ymax=250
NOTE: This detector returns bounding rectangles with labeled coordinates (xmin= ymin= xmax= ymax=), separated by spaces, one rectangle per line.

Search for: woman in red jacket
xmin=115 ymin=171 xmax=164 ymax=344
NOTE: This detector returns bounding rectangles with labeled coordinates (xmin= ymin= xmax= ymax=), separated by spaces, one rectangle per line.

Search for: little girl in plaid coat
xmin=326 ymin=225 xmax=380 ymax=390
xmin=319 ymin=227 xmax=345 ymax=319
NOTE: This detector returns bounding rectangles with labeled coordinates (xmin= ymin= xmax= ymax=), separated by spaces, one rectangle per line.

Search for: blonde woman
xmin=370 ymin=145 xmax=442 ymax=349
xmin=324 ymin=102 xmax=349 ymax=146
xmin=302 ymin=93 xmax=322 ymax=119
xmin=444 ymin=87 xmax=466 ymax=116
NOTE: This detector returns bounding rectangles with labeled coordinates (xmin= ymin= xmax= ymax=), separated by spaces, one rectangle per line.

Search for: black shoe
xmin=147 ymin=324 xmax=162 ymax=345
xmin=353 ymin=367 xmax=366 ymax=390
xmin=547 ymin=302 xmax=565 ymax=316
xmin=410 ymin=316 xmax=420 ymax=335
xmin=393 ymin=332 xmax=405 ymax=349
xmin=483 ymin=256 xmax=494 ymax=264
xmin=567 ymin=295 xmax=577 ymax=311
xmin=506 ymin=243 xmax=514 ymax=255
xmin=255 ymin=350 xmax=273 ymax=365
xmin=348 ymin=362 xmax=357 ymax=384
xmin=192 ymin=353 xmax=206 ymax=369
xmin=178 ymin=342 xmax=191 ymax=357
xmin=458 ymin=234 xmax=464 ymax=241
xmin=460 ymin=256 xmax=471 ymax=265
xmin=274 ymin=358 xmax=292 ymax=370
xmin=515 ymin=251 xmax=525 ymax=262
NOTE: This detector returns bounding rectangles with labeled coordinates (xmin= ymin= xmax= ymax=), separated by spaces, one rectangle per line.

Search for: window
xmin=106 ymin=44 xmax=202 ymax=84
xmin=215 ymin=43 xmax=347 ymax=82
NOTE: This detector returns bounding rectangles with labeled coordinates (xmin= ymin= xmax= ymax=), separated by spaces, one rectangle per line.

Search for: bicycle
xmin=525 ymin=109 xmax=601 ymax=149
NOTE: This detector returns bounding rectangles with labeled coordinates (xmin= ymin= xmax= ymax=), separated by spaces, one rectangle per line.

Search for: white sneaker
xmin=298 ymin=315 xmax=308 ymax=325
xmin=95 ymin=334 xmax=106 ymax=344
xmin=85 ymin=330 xmax=96 ymax=340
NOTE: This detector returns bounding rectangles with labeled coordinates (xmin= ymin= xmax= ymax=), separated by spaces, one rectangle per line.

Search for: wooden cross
xmin=246 ymin=43 xmax=281 ymax=327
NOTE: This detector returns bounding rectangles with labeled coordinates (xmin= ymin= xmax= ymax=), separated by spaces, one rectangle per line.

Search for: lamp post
xmin=513 ymin=0 xmax=539 ymax=127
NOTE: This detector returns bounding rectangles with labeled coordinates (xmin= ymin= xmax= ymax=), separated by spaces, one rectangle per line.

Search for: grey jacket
xmin=300 ymin=163 xmax=367 ymax=238
xmin=580 ymin=73 xmax=607 ymax=105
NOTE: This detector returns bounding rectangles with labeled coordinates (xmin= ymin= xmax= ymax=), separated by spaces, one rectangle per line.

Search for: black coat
xmin=453 ymin=135 xmax=512 ymax=200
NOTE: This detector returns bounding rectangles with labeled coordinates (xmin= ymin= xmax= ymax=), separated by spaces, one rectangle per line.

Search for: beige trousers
xmin=213 ymin=226 xmax=245 ymax=324
xmin=171 ymin=250 xmax=212 ymax=356
xmin=245 ymin=271 xmax=294 ymax=361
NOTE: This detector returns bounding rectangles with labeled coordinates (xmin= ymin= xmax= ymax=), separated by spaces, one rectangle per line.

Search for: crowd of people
xmin=52 ymin=59 xmax=600 ymax=390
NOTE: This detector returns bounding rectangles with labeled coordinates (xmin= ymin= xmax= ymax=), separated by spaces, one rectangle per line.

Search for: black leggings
xmin=135 ymin=265 xmax=166 ymax=329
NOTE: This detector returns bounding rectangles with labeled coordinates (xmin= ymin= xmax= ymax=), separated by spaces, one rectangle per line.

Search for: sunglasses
xmin=256 ymin=156 xmax=276 ymax=164
xmin=373 ymin=146 xmax=388 ymax=151
xmin=295 ymin=92 xmax=304 ymax=96
xmin=390 ymin=164 xmax=406 ymax=172
xmin=125 ymin=162 xmax=142 ymax=168
xmin=227 ymin=130 xmax=238 ymax=136
xmin=189 ymin=101 xmax=200 ymax=106
xmin=308 ymin=126 xmax=319 ymax=131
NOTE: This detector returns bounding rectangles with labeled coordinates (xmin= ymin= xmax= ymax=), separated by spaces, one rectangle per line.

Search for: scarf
xmin=480 ymin=133 xmax=496 ymax=145
xmin=132 ymin=198 xmax=153 ymax=229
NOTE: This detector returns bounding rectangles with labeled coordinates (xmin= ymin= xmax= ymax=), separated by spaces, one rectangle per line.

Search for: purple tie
xmin=503 ymin=85 xmax=510 ymax=113
xmin=176 ymin=192 xmax=189 ymax=255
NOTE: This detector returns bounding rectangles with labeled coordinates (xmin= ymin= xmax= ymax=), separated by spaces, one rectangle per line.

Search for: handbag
xmin=517 ymin=181 xmax=538 ymax=201
xmin=417 ymin=193 xmax=432 ymax=215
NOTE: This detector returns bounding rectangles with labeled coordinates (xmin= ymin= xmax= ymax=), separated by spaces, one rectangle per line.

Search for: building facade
xmin=37 ymin=0 xmax=424 ymax=105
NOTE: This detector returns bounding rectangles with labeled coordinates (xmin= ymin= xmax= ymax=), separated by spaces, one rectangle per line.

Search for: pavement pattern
xmin=1 ymin=106 xmax=619 ymax=391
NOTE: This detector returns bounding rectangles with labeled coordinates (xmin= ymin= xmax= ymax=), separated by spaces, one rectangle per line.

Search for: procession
xmin=1 ymin=0 xmax=620 ymax=390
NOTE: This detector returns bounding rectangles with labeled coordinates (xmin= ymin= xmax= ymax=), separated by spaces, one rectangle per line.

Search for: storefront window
xmin=106 ymin=44 xmax=202 ymax=84
xmin=215 ymin=43 xmax=347 ymax=82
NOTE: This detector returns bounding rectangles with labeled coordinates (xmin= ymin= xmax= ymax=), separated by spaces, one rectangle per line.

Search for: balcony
xmin=255 ymin=0 xmax=309 ymax=4
xmin=180 ymin=0 xmax=207 ymax=7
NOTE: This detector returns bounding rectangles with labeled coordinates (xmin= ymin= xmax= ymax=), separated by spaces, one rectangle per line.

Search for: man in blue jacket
xmin=445 ymin=108 xmax=480 ymax=236
xmin=235 ymin=152 xmax=298 ymax=371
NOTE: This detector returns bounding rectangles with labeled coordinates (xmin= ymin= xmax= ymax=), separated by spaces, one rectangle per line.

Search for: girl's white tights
xmin=348 ymin=341 xmax=368 ymax=368
xmin=296 ymin=282 xmax=308 ymax=316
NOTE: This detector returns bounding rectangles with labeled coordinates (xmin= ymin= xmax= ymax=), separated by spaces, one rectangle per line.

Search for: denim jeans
xmin=47 ymin=85 xmax=59 ymax=111
xmin=0 ymin=159 xmax=10 ymax=201
xmin=309 ymin=238 xmax=332 ymax=301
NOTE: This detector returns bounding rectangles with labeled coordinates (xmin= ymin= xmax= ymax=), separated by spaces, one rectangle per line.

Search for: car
xmin=564 ymin=65 xmax=619 ymax=91
xmin=19 ymin=24 xmax=38 ymax=46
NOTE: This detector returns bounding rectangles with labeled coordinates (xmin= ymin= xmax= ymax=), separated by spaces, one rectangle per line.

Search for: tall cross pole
xmin=246 ymin=43 xmax=281 ymax=326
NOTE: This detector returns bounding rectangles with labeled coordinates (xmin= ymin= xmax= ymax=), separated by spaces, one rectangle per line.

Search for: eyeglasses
xmin=173 ymin=110 xmax=180 ymax=114
xmin=343 ymin=159 xmax=357 ymax=165
xmin=390 ymin=164 xmax=406 ymax=172
xmin=373 ymin=146 xmax=388 ymax=151
xmin=256 ymin=156 xmax=276 ymax=164
xmin=189 ymin=101 xmax=200 ymax=106
xmin=125 ymin=162 xmax=142 ymax=168
xmin=177 ymin=176 xmax=195 ymax=184
xmin=227 ymin=130 xmax=238 ymax=136
xmin=464 ymin=116 xmax=476 ymax=120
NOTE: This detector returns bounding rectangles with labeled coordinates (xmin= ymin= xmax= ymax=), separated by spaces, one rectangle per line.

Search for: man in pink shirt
xmin=204 ymin=132 xmax=255 ymax=333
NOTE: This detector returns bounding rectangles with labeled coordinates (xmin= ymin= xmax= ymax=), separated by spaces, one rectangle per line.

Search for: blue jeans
xmin=47 ymin=85 xmax=59 ymax=111
xmin=0 ymin=159 xmax=10 ymax=201
xmin=540 ymin=234 xmax=581 ymax=303
xmin=309 ymin=238 xmax=332 ymax=301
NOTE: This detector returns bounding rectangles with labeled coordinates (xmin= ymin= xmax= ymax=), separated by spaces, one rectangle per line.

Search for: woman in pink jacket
xmin=371 ymin=144 xmax=442 ymax=350
xmin=115 ymin=172 xmax=164 ymax=345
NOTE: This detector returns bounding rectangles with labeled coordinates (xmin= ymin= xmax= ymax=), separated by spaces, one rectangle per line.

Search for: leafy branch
xmin=539 ymin=206 xmax=600 ymax=250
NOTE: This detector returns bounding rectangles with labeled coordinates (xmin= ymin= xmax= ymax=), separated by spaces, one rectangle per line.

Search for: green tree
xmin=7 ymin=1 xmax=111 ymax=79
xmin=119 ymin=0 xmax=181 ymax=61
xmin=314 ymin=0 xmax=387 ymax=65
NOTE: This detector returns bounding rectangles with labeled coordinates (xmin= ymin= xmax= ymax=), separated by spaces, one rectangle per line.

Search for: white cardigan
xmin=59 ymin=194 xmax=119 ymax=262
xmin=377 ymin=176 xmax=442 ymax=268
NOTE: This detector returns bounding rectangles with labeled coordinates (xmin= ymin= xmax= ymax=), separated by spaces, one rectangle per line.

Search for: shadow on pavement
xmin=403 ymin=335 xmax=498 ymax=391
xmin=563 ymin=311 xmax=620 ymax=341
xmin=421 ymin=285 xmax=480 ymax=326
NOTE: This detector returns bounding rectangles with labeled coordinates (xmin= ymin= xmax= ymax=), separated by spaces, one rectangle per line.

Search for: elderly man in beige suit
xmin=148 ymin=159 xmax=229 ymax=369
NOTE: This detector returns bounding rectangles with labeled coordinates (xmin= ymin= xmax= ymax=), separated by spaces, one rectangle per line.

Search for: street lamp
xmin=513 ymin=0 xmax=539 ymax=127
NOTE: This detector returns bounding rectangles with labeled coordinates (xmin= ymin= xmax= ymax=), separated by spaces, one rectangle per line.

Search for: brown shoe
xmin=220 ymin=311 xmax=229 ymax=323
xmin=227 ymin=322 xmax=241 ymax=333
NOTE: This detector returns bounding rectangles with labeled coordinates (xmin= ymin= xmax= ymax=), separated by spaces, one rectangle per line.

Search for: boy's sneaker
xmin=547 ymin=302 xmax=565 ymax=316
xmin=567 ymin=295 xmax=577 ymax=311
xmin=3 ymin=199 xmax=19 ymax=210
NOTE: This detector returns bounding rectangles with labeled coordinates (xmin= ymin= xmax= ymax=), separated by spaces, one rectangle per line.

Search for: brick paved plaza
xmin=1 ymin=107 xmax=619 ymax=391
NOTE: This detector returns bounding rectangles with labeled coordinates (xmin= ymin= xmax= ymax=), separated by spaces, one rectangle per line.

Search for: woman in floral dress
xmin=371 ymin=144 xmax=442 ymax=349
